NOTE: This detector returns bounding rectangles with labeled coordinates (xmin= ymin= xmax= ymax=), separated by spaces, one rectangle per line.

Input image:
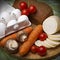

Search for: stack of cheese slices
xmin=35 ymin=16 xmax=60 ymax=48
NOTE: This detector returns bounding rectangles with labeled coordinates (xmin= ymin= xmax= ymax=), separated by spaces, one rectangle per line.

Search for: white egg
xmin=17 ymin=15 xmax=29 ymax=23
xmin=7 ymin=20 xmax=17 ymax=27
xmin=11 ymin=9 xmax=21 ymax=19
xmin=0 ymin=23 xmax=6 ymax=38
xmin=1 ymin=11 xmax=10 ymax=23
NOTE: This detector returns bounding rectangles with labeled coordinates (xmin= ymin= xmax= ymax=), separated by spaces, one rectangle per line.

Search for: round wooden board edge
xmin=13 ymin=0 xmax=60 ymax=59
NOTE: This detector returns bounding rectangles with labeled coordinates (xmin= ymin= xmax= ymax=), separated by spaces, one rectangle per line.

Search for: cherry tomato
xmin=19 ymin=2 xmax=27 ymax=10
xmin=36 ymin=46 xmax=47 ymax=56
xmin=39 ymin=33 xmax=48 ymax=41
xmin=21 ymin=9 xmax=30 ymax=16
xmin=29 ymin=5 xmax=36 ymax=14
xmin=31 ymin=45 xmax=37 ymax=53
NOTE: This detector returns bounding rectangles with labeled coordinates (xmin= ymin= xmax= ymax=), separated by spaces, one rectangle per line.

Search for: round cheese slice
xmin=43 ymin=16 xmax=60 ymax=34
xmin=35 ymin=40 xmax=42 ymax=47
xmin=46 ymin=38 xmax=60 ymax=47
xmin=48 ymin=35 xmax=60 ymax=41
xmin=43 ymin=40 xmax=55 ymax=48
xmin=35 ymin=40 xmax=55 ymax=48
xmin=42 ymin=41 xmax=51 ymax=48
xmin=48 ymin=33 xmax=60 ymax=38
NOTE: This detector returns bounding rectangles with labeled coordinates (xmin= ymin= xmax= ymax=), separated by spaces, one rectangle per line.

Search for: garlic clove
xmin=7 ymin=20 xmax=17 ymax=27
xmin=11 ymin=9 xmax=21 ymax=19
xmin=35 ymin=40 xmax=42 ymax=47
xmin=17 ymin=15 xmax=29 ymax=23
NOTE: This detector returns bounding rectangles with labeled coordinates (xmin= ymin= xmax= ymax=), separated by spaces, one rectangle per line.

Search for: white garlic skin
xmin=11 ymin=9 xmax=21 ymax=19
xmin=5 ymin=39 xmax=18 ymax=51
xmin=1 ymin=11 xmax=10 ymax=23
xmin=7 ymin=20 xmax=17 ymax=27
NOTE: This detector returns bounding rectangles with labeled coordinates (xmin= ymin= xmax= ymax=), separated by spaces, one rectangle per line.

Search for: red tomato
xmin=29 ymin=5 xmax=36 ymax=14
xmin=36 ymin=46 xmax=47 ymax=56
xmin=31 ymin=45 xmax=37 ymax=53
xmin=39 ymin=33 xmax=48 ymax=41
xmin=19 ymin=2 xmax=27 ymax=10
xmin=21 ymin=9 xmax=30 ymax=16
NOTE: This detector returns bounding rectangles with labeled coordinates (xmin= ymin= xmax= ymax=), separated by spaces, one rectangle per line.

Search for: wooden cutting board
xmin=13 ymin=0 xmax=60 ymax=59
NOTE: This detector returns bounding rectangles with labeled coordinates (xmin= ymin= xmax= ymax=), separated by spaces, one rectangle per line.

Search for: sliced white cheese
xmin=45 ymin=39 xmax=58 ymax=48
xmin=34 ymin=38 xmax=60 ymax=48
xmin=48 ymin=36 xmax=60 ymax=41
xmin=35 ymin=40 xmax=55 ymax=48
xmin=48 ymin=33 xmax=60 ymax=38
xmin=46 ymin=38 xmax=60 ymax=47
xmin=35 ymin=40 xmax=42 ymax=47
xmin=43 ymin=16 xmax=60 ymax=34
xmin=42 ymin=41 xmax=51 ymax=48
